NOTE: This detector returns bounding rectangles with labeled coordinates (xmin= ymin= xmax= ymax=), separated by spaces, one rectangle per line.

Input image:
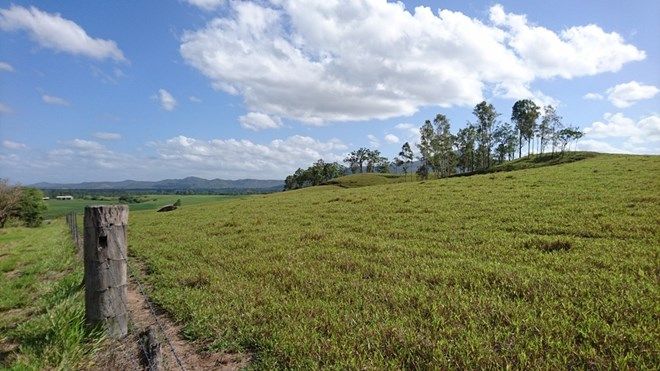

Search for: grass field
xmin=43 ymin=194 xmax=237 ymax=219
xmin=0 ymin=221 xmax=103 ymax=369
xmin=127 ymin=153 xmax=660 ymax=368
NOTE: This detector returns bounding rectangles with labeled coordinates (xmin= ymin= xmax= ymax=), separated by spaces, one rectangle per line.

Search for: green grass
xmin=0 ymin=221 xmax=103 ymax=369
xmin=326 ymin=173 xmax=408 ymax=188
xmin=127 ymin=154 xmax=657 ymax=368
xmin=43 ymin=194 xmax=237 ymax=219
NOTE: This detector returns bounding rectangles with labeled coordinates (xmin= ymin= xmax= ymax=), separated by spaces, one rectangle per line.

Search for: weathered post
xmin=84 ymin=205 xmax=129 ymax=338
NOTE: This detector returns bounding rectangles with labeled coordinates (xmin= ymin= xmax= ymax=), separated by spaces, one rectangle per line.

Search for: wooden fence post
xmin=83 ymin=205 xmax=129 ymax=338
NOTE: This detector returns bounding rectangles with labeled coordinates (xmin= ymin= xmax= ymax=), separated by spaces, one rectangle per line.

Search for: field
xmin=43 ymin=194 xmax=237 ymax=219
xmin=126 ymin=154 xmax=660 ymax=368
xmin=0 ymin=221 xmax=102 ymax=369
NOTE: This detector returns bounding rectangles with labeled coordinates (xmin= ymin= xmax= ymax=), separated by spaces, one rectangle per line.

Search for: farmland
xmin=43 ymin=194 xmax=238 ymax=219
xmin=125 ymin=154 xmax=660 ymax=368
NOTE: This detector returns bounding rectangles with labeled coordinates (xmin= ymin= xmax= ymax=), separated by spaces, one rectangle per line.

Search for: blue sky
xmin=0 ymin=0 xmax=658 ymax=183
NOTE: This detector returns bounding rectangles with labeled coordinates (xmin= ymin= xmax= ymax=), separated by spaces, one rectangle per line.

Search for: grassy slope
xmin=0 ymin=221 xmax=103 ymax=369
xmin=44 ymin=194 xmax=236 ymax=219
xmin=129 ymin=154 xmax=659 ymax=368
xmin=326 ymin=173 xmax=407 ymax=188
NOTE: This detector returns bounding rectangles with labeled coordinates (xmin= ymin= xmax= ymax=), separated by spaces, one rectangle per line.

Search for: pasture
xmin=126 ymin=154 xmax=660 ymax=368
xmin=43 ymin=194 xmax=237 ymax=219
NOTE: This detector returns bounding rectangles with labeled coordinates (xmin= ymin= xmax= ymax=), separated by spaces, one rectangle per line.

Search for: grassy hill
xmin=126 ymin=154 xmax=658 ymax=368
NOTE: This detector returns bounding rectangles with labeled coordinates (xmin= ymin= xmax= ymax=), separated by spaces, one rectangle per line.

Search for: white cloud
xmin=583 ymin=92 xmax=603 ymax=100
xmin=394 ymin=123 xmax=420 ymax=144
xmin=0 ymin=5 xmax=126 ymax=62
xmin=42 ymin=94 xmax=69 ymax=106
xmin=239 ymin=112 xmax=282 ymax=131
xmin=0 ymin=61 xmax=13 ymax=72
xmin=367 ymin=134 xmax=380 ymax=148
xmin=189 ymin=96 xmax=202 ymax=103
xmin=384 ymin=134 xmax=400 ymax=144
xmin=490 ymin=4 xmax=644 ymax=79
xmin=185 ymin=0 xmax=225 ymax=11
xmin=583 ymin=113 xmax=660 ymax=146
xmin=2 ymin=140 xmax=26 ymax=149
xmin=180 ymin=1 xmax=644 ymax=124
xmin=153 ymin=134 xmax=347 ymax=178
xmin=155 ymin=89 xmax=177 ymax=111
xmin=0 ymin=102 xmax=11 ymax=114
xmin=576 ymin=139 xmax=627 ymax=154
xmin=93 ymin=132 xmax=121 ymax=140
xmin=606 ymin=81 xmax=659 ymax=108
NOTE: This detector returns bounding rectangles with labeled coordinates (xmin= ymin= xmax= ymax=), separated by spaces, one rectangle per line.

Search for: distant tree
xmin=539 ymin=105 xmax=560 ymax=154
xmin=0 ymin=179 xmax=22 ymax=228
xmin=399 ymin=142 xmax=414 ymax=181
xmin=393 ymin=157 xmax=404 ymax=175
xmin=455 ymin=124 xmax=477 ymax=173
xmin=433 ymin=113 xmax=456 ymax=177
xmin=18 ymin=188 xmax=46 ymax=227
xmin=417 ymin=120 xmax=435 ymax=172
xmin=492 ymin=123 xmax=517 ymax=163
xmin=284 ymin=160 xmax=344 ymax=190
xmin=511 ymin=99 xmax=540 ymax=157
xmin=473 ymin=101 xmax=499 ymax=169
xmin=556 ymin=127 xmax=584 ymax=153
xmin=365 ymin=149 xmax=387 ymax=173
xmin=416 ymin=163 xmax=429 ymax=180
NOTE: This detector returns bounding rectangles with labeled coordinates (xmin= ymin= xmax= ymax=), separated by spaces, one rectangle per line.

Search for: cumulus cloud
xmin=606 ymin=81 xmax=659 ymax=108
xmin=185 ymin=0 xmax=224 ymax=11
xmin=180 ymin=1 xmax=644 ymax=124
xmin=583 ymin=113 xmax=660 ymax=146
xmin=0 ymin=5 xmax=126 ymax=62
xmin=576 ymin=139 xmax=627 ymax=154
xmin=394 ymin=123 xmax=420 ymax=144
xmin=155 ymin=89 xmax=177 ymax=111
xmin=0 ymin=61 xmax=13 ymax=72
xmin=367 ymin=134 xmax=380 ymax=148
xmin=2 ymin=140 xmax=26 ymax=149
xmin=93 ymin=132 xmax=121 ymax=140
xmin=239 ymin=112 xmax=282 ymax=131
xmin=583 ymin=92 xmax=603 ymax=100
xmin=384 ymin=134 xmax=400 ymax=144
xmin=42 ymin=94 xmax=70 ymax=106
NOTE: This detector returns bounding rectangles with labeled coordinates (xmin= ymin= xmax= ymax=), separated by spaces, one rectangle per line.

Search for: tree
xmin=556 ymin=127 xmax=584 ymax=153
xmin=416 ymin=163 xmax=429 ymax=180
xmin=284 ymin=160 xmax=344 ymax=190
xmin=455 ymin=124 xmax=477 ymax=173
xmin=399 ymin=142 xmax=414 ymax=181
xmin=433 ymin=114 xmax=456 ymax=177
xmin=417 ymin=120 xmax=435 ymax=172
xmin=540 ymin=105 xmax=561 ymax=154
xmin=0 ymin=179 xmax=22 ymax=228
xmin=365 ymin=149 xmax=387 ymax=173
xmin=473 ymin=101 xmax=499 ymax=169
xmin=492 ymin=123 xmax=517 ymax=163
xmin=19 ymin=188 xmax=47 ymax=227
xmin=511 ymin=99 xmax=540 ymax=158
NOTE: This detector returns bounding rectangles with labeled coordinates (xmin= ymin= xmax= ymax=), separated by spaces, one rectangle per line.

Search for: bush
xmin=19 ymin=188 xmax=47 ymax=227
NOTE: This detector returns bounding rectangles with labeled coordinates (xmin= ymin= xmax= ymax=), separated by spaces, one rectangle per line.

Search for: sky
xmin=0 ymin=0 xmax=658 ymax=183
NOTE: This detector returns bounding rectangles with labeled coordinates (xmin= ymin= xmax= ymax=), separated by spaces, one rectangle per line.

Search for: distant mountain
xmin=31 ymin=176 xmax=284 ymax=190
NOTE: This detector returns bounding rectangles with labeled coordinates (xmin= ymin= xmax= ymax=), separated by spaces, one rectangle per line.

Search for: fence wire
xmin=67 ymin=212 xmax=185 ymax=371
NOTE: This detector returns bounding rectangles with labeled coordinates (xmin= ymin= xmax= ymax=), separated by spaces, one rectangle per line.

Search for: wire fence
xmin=66 ymin=210 xmax=185 ymax=371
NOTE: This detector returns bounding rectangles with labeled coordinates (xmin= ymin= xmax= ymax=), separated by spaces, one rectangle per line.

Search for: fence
xmin=64 ymin=206 xmax=184 ymax=370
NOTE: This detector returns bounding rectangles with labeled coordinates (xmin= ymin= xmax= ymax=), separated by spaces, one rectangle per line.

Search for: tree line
xmin=285 ymin=99 xmax=584 ymax=190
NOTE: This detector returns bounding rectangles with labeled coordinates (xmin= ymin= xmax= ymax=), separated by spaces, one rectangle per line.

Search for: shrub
xmin=19 ymin=188 xmax=47 ymax=227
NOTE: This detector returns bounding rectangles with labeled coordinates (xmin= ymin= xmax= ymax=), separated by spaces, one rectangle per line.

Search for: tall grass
xmin=0 ymin=222 xmax=104 ymax=369
xmin=126 ymin=154 xmax=658 ymax=368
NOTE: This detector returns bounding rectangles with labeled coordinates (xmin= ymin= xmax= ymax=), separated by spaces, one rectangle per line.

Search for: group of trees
xmin=343 ymin=148 xmax=390 ymax=174
xmin=284 ymin=160 xmax=344 ymax=190
xmin=284 ymin=99 xmax=584 ymax=190
xmin=0 ymin=179 xmax=47 ymax=228
xmin=396 ymin=99 xmax=584 ymax=179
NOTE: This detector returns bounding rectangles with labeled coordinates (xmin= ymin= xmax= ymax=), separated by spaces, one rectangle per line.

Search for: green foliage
xmin=326 ymin=173 xmax=406 ymax=188
xmin=0 ymin=221 xmax=104 ymax=369
xmin=284 ymin=160 xmax=345 ymax=191
xmin=18 ymin=188 xmax=47 ymax=227
xmin=511 ymin=99 xmax=541 ymax=157
xmin=173 ymin=198 xmax=182 ymax=207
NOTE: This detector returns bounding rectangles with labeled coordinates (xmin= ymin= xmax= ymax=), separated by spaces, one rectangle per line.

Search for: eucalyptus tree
xmin=540 ymin=105 xmax=561 ymax=154
xmin=511 ymin=99 xmax=540 ymax=157
xmin=473 ymin=101 xmax=499 ymax=169
xmin=399 ymin=142 xmax=414 ymax=181
xmin=455 ymin=124 xmax=477 ymax=173
xmin=433 ymin=113 xmax=456 ymax=177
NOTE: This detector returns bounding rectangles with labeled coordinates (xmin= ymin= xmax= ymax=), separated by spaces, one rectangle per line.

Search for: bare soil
xmin=93 ymin=281 xmax=250 ymax=370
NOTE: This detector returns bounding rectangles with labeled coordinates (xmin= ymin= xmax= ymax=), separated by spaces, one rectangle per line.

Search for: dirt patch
xmin=93 ymin=281 xmax=250 ymax=370
xmin=3 ymin=269 xmax=20 ymax=279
